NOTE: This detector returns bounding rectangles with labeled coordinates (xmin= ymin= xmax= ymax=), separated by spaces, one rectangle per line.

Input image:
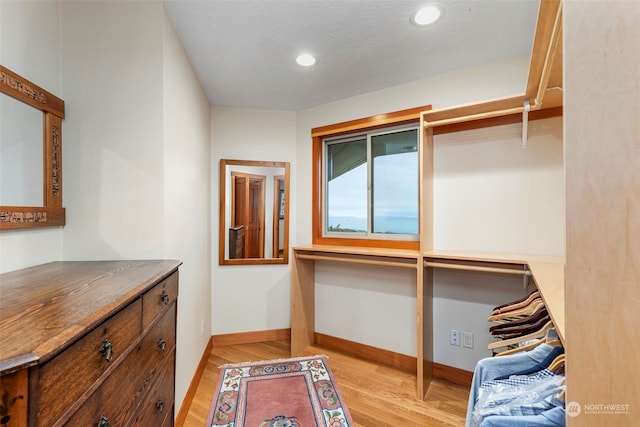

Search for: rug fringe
xmin=218 ymin=354 xmax=329 ymax=369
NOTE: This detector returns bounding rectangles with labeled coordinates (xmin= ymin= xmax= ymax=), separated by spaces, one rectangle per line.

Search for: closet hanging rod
xmin=296 ymin=253 xmax=418 ymax=269
xmin=424 ymin=261 xmax=531 ymax=277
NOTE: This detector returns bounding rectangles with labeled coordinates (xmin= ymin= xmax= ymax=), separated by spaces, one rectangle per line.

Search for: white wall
xmin=1 ymin=0 xmax=211 ymax=415
xmin=60 ymin=1 xmax=165 ymax=259
xmin=0 ymin=1 xmax=64 ymax=273
xmin=434 ymin=117 xmax=564 ymax=255
xmin=295 ymin=56 xmax=564 ymax=371
xmin=162 ymin=9 xmax=212 ymax=411
xmin=211 ymin=107 xmax=297 ymax=334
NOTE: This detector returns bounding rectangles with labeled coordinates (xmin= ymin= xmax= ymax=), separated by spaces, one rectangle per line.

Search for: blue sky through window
xmin=327 ymin=152 xmax=417 ymax=234
xmin=373 ymin=152 xmax=418 ymax=234
xmin=327 ymin=162 xmax=367 ymax=231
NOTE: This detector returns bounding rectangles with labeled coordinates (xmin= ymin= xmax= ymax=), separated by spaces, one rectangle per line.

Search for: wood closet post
xmin=418 ymin=262 xmax=434 ymax=400
xmin=290 ymin=253 xmax=315 ymax=355
xmin=565 ymin=1 xmax=640 ymax=425
xmin=419 ymin=114 xmax=434 ymax=399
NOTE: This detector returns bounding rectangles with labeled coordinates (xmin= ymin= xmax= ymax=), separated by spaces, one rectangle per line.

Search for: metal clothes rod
xmin=522 ymin=99 xmax=531 ymax=148
xmin=296 ymin=253 xmax=418 ymax=269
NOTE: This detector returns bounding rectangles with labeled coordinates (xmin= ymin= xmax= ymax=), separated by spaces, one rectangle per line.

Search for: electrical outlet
xmin=450 ymin=329 xmax=460 ymax=346
xmin=463 ymin=332 xmax=474 ymax=348
xmin=200 ymin=320 xmax=205 ymax=337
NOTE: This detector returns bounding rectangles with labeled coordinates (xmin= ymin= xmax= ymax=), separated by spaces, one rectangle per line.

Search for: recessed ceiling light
xmin=296 ymin=53 xmax=316 ymax=67
xmin=411 ymin=4 xmax=444 ymax=26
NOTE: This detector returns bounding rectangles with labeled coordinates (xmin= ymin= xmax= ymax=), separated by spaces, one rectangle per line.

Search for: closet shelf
xmin=424 ymin=250 xmax=565 ymax=343
xmin=526 ymin=258 xmax=565 ymax=343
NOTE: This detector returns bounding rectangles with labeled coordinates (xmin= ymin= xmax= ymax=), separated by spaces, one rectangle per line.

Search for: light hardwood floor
xmin=180 ymin=340 xmax=469 ymax=427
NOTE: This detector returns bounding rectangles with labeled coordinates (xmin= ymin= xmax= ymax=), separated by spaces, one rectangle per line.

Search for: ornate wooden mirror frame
xmin=0 ymin=65 xmax=65 ymax=229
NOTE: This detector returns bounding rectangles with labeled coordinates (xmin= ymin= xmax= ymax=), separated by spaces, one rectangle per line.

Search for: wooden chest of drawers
xmin=229 ymin=226 xmax=245 ymax=259
xmin=0 ymin=260 xmax=181 ymax=427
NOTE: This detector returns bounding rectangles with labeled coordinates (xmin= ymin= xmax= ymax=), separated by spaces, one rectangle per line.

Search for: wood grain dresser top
xmin=0 ymin=260 xmax=181 ymax=373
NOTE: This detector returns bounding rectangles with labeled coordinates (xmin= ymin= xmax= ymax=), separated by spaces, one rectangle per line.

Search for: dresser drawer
xmin=129 ymin=351 xmax=176 ymax=427
xmin=137 ymin=303 xmax=176 ymax=392
xmin=35 ymin=299 xmax=142 ymax=426
xmin=64 ymin=339 xmax=149 ymax=426
xmin=0 ymin=369 xmax=28 ymax=427
xmin=63 ymin=305 xmax=176 ymax=427
xmin=142 ymin=272 xmax=178 ymax=330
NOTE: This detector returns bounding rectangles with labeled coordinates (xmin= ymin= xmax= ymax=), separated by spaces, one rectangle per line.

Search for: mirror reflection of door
xmin=219 ymin=159 xmax=289 ymax=265
xmin=231 ymin=172 xmax=265 ymax=258
xmin=272 ymin=175 xmax=285 ymax=258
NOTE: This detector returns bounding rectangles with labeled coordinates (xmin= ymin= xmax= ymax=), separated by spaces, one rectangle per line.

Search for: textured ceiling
xmin=164 ymin=0 xmax=540 ymax=111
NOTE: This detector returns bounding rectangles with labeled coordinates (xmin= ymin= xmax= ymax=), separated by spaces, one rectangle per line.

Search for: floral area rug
xmin=206 ymin=355 xmax=353 ymax=427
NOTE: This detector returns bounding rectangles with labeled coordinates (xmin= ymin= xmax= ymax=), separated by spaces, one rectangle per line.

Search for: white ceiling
xmin=164 ymin=0 xmax=540 ymax=111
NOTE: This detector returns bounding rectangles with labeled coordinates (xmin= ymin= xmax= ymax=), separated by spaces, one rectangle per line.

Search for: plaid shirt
xmin=471 ymin=370 xmax=565 ymax=427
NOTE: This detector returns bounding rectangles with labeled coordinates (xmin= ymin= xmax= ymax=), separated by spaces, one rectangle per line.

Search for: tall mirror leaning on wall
xmin=219 ymin=159 xmax=290 ymax=265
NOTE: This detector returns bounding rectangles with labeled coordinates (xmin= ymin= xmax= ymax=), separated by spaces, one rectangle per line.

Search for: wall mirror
xmin=219 ymin=159 xmax=290 ymax=265
xmin=0 ymin=65 xmax=65 ymax=229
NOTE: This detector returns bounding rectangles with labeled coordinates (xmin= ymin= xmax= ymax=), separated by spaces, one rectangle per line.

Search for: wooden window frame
xmin=312 ymin=105 xmax=431 ymax=250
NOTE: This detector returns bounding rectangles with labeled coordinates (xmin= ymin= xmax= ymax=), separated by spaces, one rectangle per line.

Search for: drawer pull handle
xmin=158 ymin=337 xmax=167 ymax=351
xmin=97 ymin=415 xmax=110 ymax=427
xmin=156 ymin=399 xmax=165 ymax=413
xmin=160 ymin=290 xmax=170 ymax=305
xmin=99 ymin=339 xmax=114 ymax=362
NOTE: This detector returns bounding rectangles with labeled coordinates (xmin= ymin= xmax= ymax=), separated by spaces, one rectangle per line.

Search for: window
xmin=325 ymin=127 xmax=419 ymax=238
xmin=312 ymin=104 xmax=430 ymax=249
